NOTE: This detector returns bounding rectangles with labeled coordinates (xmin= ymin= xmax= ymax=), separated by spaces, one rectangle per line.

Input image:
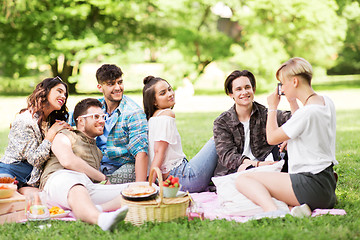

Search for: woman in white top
xmin=142 ymin=76 xmax=218 ymax=192
xmin=235 ymin=57 xmax=338 ymax=217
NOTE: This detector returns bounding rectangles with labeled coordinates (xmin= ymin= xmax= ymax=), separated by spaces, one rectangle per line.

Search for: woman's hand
xmin=45 ymin=120 xmax=73 ymax=142
xmin=267 ymin=90 xmax=280 ymax=110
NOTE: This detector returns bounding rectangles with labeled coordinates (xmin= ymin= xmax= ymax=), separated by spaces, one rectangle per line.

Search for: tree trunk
xmin=50 ymin=57 xmax=78 ymax=93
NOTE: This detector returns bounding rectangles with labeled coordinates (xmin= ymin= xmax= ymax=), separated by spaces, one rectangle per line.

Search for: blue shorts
xmin=0 ymin=161 xmax=33 ymax=186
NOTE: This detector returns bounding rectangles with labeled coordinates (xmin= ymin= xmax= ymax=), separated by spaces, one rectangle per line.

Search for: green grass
xmin=0 ymin=102 xmax=359 ymax=239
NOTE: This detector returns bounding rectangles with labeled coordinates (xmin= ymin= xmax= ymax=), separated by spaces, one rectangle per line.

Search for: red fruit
xmin=169 ymin=185 xmax=175 ymax=188
xmin=168 ymin=175 xmax=173 ymax=181
xmin=171 ymin=177 xmax=179 ymax=185
xmin=173 ymin=183 xmax=179 ymax=188
xmin=163 ymin=182 xmax=169 ymax=187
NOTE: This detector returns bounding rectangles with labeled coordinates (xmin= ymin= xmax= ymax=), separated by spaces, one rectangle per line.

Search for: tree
xmin=224 ymin=0 xmax=346 ymax=82
xmin=329 ymin=0 xmax=360 ymax=74
xmin=0 ymin=0 xmax=166 ymax=92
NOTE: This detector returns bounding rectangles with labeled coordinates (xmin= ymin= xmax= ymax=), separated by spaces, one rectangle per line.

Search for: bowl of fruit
xmin=162 ymin=175 xmax=181 ymax=198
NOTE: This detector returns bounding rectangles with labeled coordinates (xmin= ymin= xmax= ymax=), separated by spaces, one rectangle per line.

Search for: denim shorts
xmin=0 ymin=161 xmax=33 ymax=186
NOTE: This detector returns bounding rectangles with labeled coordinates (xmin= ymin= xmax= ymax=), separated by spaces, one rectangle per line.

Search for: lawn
xmin=0 ymin=98 xmax=359 ymax=239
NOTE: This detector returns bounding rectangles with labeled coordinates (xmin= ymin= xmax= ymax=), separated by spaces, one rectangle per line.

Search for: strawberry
xmin=168 ymin=175 xmax=173 ymax=181
xmin=163 ymin=182 xmax=169 ymax=187
xmin=171 ymin=177 xmax=179 ymax=185
xmin=173 ymin=183 xmax=179 ymax=188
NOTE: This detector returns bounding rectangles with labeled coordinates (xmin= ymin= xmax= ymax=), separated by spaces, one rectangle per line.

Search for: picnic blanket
xmin=17 ymin=193 xmax=345 ymax=224
xmin=189 ymin=192 xmax=346 ymax=222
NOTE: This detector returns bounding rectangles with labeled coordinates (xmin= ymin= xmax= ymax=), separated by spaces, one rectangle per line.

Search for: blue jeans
xmin=169 ymin=138 xmax=218 ymax=193
xmin=0 ymin=161 xmax=33 ymax=186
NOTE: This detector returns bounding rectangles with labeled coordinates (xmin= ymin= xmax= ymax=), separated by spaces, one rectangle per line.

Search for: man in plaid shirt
xmin=95 ymin=64 xmax=148 ymax=183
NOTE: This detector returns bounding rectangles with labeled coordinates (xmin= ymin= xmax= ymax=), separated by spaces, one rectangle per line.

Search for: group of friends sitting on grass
xmin=0 ymin=57 xmax=338 ymax=230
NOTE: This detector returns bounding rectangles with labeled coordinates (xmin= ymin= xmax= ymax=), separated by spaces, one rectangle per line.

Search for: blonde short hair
xmin=276 ymin=57 xmax=313 ymax=85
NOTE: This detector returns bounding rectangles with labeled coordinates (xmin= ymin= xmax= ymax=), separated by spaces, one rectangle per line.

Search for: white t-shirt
xmin=282 ymin=95 xmax=338 ymax=174
xmin=148 ymin=115 xmax=186 ymax=174
xmin=241 ymin=120 xmax=273 ymax=162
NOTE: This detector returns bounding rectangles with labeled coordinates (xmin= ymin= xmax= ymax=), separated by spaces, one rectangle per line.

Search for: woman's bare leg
xmin=235 ymin=172 xmax=300 ymax=212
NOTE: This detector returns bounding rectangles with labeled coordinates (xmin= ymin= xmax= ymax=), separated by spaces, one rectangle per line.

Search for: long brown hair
xmin=142 ymin=75 xmax=171 ymax=120
xmin=23 ymin=77 xmax=69 ymax=135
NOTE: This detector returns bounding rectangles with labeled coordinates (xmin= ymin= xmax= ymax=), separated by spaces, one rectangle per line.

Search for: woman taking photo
xmin=235 ymin=57 xmax=338 ymax=217
xmin=143 ymin=76 xmax=218 ymax=192
xmin=0 ymin=76 xmax=72 ymax=194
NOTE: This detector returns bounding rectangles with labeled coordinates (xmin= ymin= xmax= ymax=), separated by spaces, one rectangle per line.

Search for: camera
xmin=277 ymin=83 xmax=284 ymax=96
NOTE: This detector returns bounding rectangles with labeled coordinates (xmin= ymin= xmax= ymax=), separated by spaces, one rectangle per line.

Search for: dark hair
xmin=224 ymin=70 xmax=256 ymax=95
xmin=24 ymin=77 xmax=69 ymax=135
xmin=142 ymin=75 xmax=170 ymax=120
xmin=96 ymin=64 xmax=123 ymax=84
xmin=73 ymin=98 xmax=103 ymax=126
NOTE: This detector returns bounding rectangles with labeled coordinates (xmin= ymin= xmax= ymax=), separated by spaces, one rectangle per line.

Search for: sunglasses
xmin=76 ymin=113 xmax=107 ymax=121
xmin=53 ymin=76 xmax=63 ymax=82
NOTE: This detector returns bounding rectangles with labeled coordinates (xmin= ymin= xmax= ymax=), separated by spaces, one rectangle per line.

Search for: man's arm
xmin=51 ymin=133 xmax=107 ymax=182
xmin=134 ymin=152 xmax=148 ymax=182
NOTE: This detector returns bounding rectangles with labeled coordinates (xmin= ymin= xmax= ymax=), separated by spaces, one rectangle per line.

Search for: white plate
xmin=50 ymin=210 xmax=71 ymax=218
xmin=175 ymin=191 xmax=187 ymax=198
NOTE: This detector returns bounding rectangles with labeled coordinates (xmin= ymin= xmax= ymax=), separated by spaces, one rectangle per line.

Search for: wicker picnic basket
xmin=120 ymin=167 xmax=190 ymax=226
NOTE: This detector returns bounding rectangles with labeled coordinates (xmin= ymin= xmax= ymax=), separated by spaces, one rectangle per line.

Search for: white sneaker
xmin=98 ymin=206 xmax=129 ymax=231
xmin=291 ymin=204 xmax=312 ymax=218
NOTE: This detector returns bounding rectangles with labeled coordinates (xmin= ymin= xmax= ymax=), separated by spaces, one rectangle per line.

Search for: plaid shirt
xmin=213 ymin=101 xmax=291 ymax=176
xmin=97 ymin=95 xmax=148 ymax=167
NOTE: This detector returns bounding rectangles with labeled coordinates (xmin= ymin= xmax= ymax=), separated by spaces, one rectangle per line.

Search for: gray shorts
xmin=290 ymin=165 xmax=337 ymax=210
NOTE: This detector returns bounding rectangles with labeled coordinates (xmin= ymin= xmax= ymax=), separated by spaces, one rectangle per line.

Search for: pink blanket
xmin=189 ymin=192 xmax=346 ymax=222
xmin=18 ymin=192 xmax=346 ymax=223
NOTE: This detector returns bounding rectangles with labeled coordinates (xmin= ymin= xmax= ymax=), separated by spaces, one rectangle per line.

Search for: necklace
xmin=304 ymin=93 xmax=317 ymax=105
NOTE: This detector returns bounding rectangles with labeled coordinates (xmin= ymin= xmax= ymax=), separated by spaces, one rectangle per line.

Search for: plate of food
xmin=121 ymin=184 xmax=158 ymax=201
xmin=49 ymin=206 xmax=71 ymax=218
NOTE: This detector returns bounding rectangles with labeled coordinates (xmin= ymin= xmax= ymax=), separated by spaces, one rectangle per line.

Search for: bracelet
xmin=268 ymin=109 xmax=277 ymax=113
xmin=256 ymin=161 xmax=260 ymax=167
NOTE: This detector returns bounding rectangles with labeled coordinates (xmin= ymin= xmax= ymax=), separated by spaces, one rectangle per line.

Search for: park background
xmin=0 ymin=0 xmax=360 ymax=239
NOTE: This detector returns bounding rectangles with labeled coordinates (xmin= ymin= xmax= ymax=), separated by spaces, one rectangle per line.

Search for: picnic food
xmin=0 ymin=184 xmax=17 ymax=199
xmin=0 ymin=176 xmax=18 ymax=184
xmin=163 ymin=175 xmax=179 ymax=188
xmin=49 ymin=206 xmax=65 ymax=216
xmin=122 ymin=184 xmax=156 ymax=197
xmin=29 ymin=205 xmax=47 ymax=215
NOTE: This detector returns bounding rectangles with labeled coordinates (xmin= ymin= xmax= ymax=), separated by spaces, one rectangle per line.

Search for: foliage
xmin=0 ymin=0 xmax=169 ymax=92
xmin=224 ymin=0 xmax=346 ymax=82
xmin=0 ymin=0 xmax=358 ymax=94
xmin=329 ymin=1 xmax=360 ymax=74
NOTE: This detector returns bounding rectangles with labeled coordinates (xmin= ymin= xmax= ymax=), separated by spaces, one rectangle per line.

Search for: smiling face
xmin=78 ymin=106 xmax=105 ymax=138
xmin=47 ymin=83 xmax=67 ymax=112
xmin=97 ymin=77 xmax=124 ymax=104
xmin=229 ymin=76 xmax=255 ymax=107
xmin=154 ymin=80 xmax=175 ymax=110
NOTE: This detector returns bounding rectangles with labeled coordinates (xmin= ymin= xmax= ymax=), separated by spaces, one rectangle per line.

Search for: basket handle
xmin=148 ymin=167 xmax=164 ymax=205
